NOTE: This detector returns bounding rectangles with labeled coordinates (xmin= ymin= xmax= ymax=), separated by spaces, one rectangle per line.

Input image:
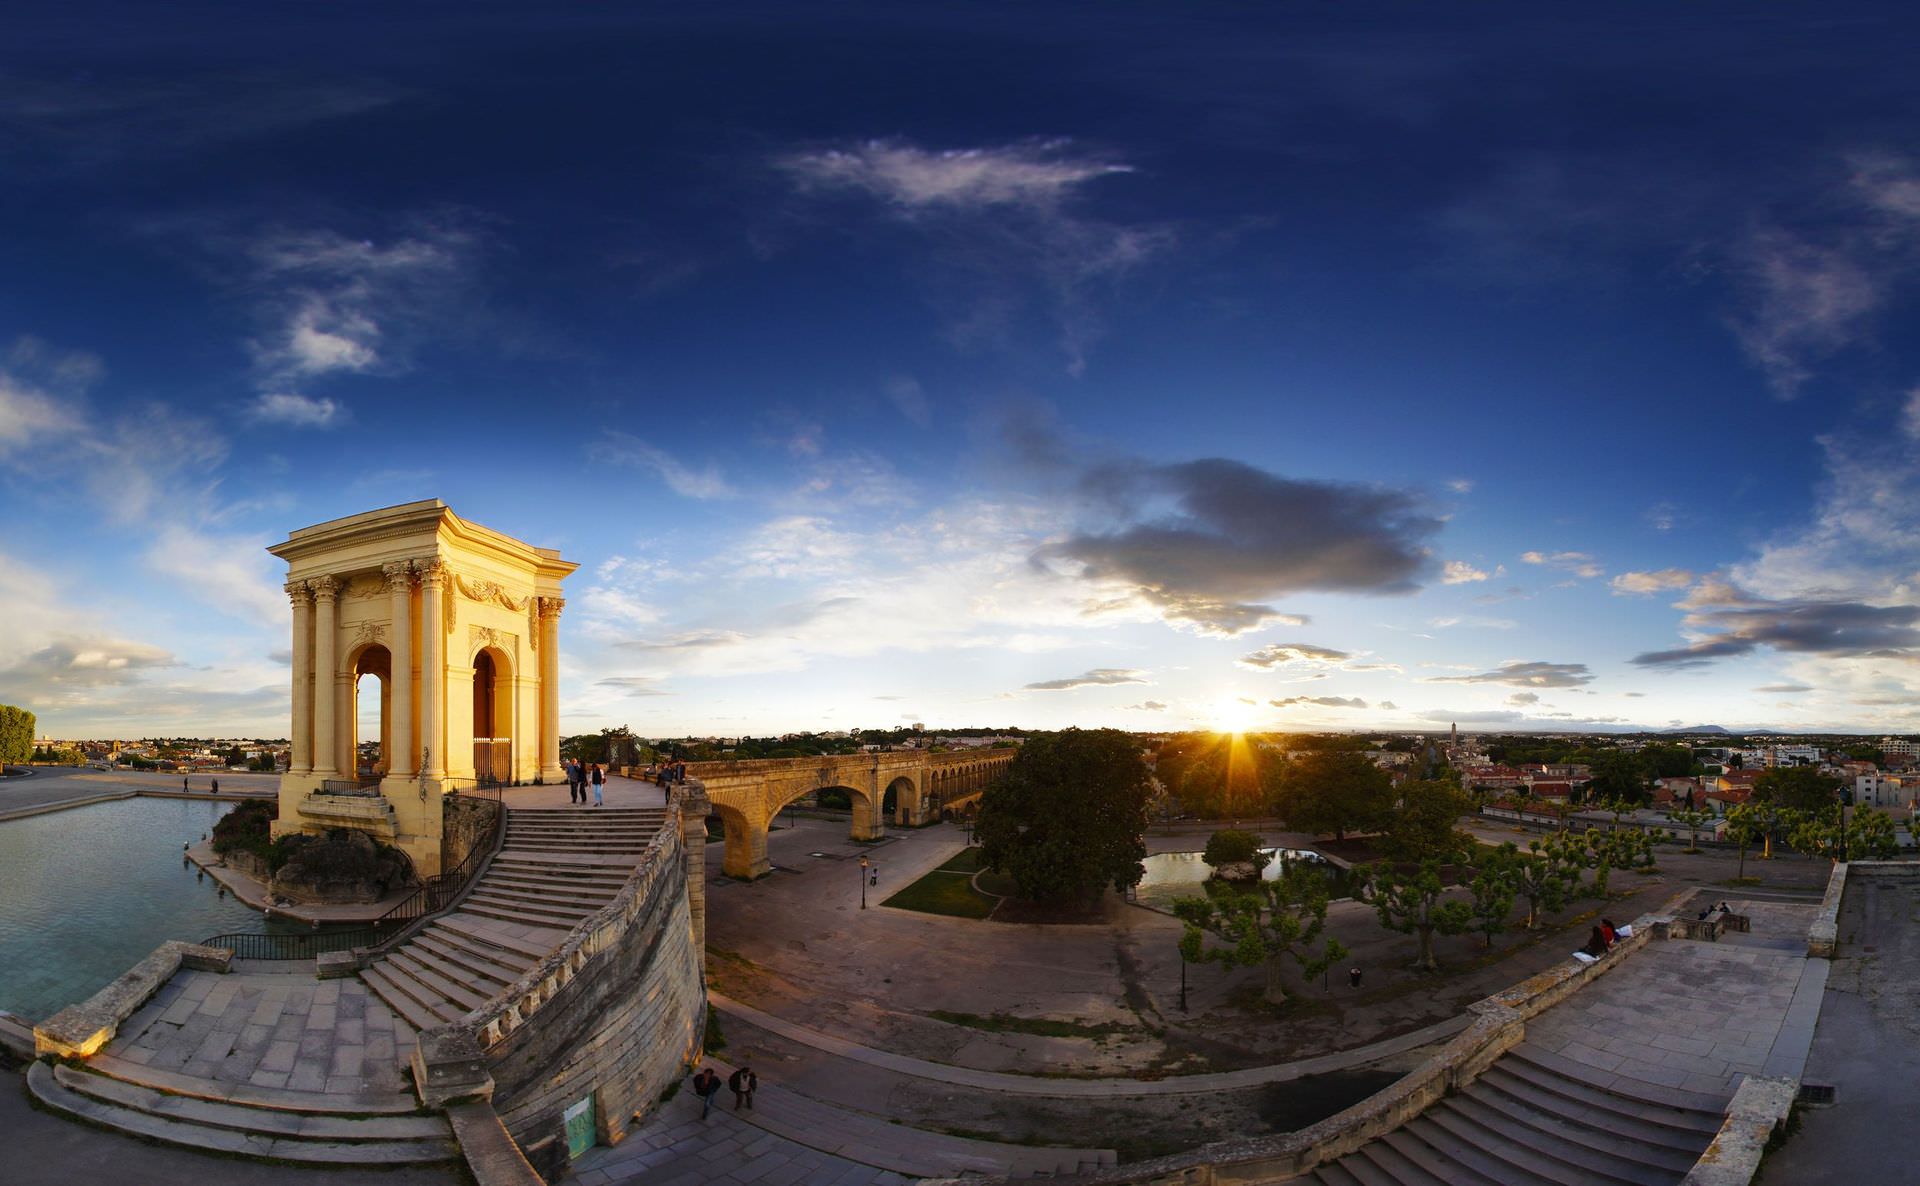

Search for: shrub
xmin=1202 ymin=828 xmax=1263 ymax=869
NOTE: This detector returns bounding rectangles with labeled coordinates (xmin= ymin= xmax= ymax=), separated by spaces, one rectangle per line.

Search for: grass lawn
xmin=883 ymin=847 xmax=998 ymax=918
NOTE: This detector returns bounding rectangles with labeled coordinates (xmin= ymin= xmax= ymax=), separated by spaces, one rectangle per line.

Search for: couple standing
xmin=567 ymin=759 xmax=604 ymax=806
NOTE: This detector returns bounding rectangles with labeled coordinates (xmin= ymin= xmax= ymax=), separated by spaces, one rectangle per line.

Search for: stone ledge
xmin=316 ymin=949 xmax=363 ymax=979
xmin=1682 ymin=1074 xmax=1797 ymax=1186
xmin=446 ymin=1100 xmax=544 ymax=1186
xmin=34 ymin=940 xmax=231 ymax=1058
xmin=1808 ymin=862 xmax=1847 ymax=958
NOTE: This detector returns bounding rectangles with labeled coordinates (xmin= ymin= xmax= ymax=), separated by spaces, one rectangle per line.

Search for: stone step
xmin=466 ymin=881 xmax=619 ymax=911
xmin=463 ymin=887 xmax=601 ymax=917
xmin=1474 ymin=1065 xmax=1720 ymax=1148
xmin=1399 ymin=1116 xmax=1563 ymax=1185
xmin=409 ymin=931 xmax=531 ymax=987
xmin=1419 ymin=1107 xmax=1638 ymax=1186
xmin=1372 ymin=1129 xmax=1500 ymax=1185
xmin=481 ymin=870 xmax=627 ymax=897
xmin=83 ymin=1052 xmax=418 ymax=1115
xmin=28 ymin=1063 xmax=457 ymax=1165
xmin=497 ymin=839 xmax=652 ymax=853
xmin=381 ymin=950 xmax=494 ymax=1013
xmin=1438 ymin=1095 xmax=1690 ymax=1183
xmin=489 ymin=851 xmax=642 ymax=870
xmin=1510 ymin=1044 xmax=1731 ymax=1114
xmin=51 ymin=1064 xmax=448 ymax=1142
xmin=361 ymin=964 xmax=465 ymax=1029
xmin=459 ymin=897 xmax=596 ymax=928
xmin=1344 ymin=1141 xmax=1445 ymax=1186
xmin=437 ymin=913 xmax=569 ymax=960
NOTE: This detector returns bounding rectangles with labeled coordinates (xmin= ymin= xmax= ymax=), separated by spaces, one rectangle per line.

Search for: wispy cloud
xmin=1426 ymin=661 xmax=1595 ymax=688
xmin=591 ymin=432 xmax=735 ymax=499
xmin=1521 ymin=550 xmax=1603 ymax=579
xmin=1023 ymin=667 xmax=1149 ymax=691
xmin=1441 ymin=559 xmax=1490 ymax=584
xmin=247 ymin=391 xmax=344 ymax=428
xmin=779 ymin=138 xmax=1172 ymax=376
xmin=1631 ymin=578 xmax=1920 ymax=669
xmin=1271 ymin=695 xmax=1367 ymax=709
xmin=1610 ymin=568 xmax=1694 ymax=596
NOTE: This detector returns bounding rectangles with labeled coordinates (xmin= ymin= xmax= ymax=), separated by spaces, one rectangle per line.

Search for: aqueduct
xmin=688 ymin=748 xmax=1015 ymax=878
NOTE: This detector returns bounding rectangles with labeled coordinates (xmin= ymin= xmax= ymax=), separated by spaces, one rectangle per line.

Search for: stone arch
xmin=886 ymin=774 xmax=921 ymax=826
xmin=345 ymin=641 xmax=391 ymax=781
xmin=470 ymin=643 xmax=515 ymax=784
xmin=710 ymin=800 xmax=765 ymax=880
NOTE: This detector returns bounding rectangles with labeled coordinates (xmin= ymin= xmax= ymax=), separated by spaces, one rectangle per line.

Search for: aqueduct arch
xmin=689 ymin=748 xmax=1016 ymax=879
xmin=271 ymin=500 xmax=575 ymax=876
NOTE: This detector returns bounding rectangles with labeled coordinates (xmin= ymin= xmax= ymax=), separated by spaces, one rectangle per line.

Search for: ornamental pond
xmin=1133 ymin=847 xmax=1350 ymax=909
xmin=0 ymin=796 xmax=286 ymax=1022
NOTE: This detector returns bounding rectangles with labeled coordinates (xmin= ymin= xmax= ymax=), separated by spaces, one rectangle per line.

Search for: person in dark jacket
xmin=692 ymin=1067 xmax=722 ymax=1118
xmin=728 ymin=1064 xmax=757 ymax=1111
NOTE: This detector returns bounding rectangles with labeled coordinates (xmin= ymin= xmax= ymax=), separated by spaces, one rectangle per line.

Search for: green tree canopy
xmin=1272 ymin=750 xmax=1393 ymax=840
xmin=1376 ymin=778 xmax=1474 ymax=863
xmin=1753 ymin=767 xmax=1843 ymax=813
xmin=977 ymin=728 xmax=1153 ymax=902
xmin=1174 ymin=864 xmax=1346 ymax=1004
xmin=1201 ymin=828 xmax=1262 ymax=869
xmin=0 ymin=704 xmax=34 ymax=765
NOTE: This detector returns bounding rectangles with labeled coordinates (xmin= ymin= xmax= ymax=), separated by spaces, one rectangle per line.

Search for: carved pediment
xmin=455 ymin=574 xmax=531 ymax=611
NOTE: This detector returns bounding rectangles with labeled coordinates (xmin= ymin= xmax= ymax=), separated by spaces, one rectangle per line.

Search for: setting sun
xmin=1210 ymin=695 xmax=1264 ymax=735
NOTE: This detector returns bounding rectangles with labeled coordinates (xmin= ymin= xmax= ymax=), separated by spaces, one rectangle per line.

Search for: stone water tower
xmin=269 ymin=500 xmax=575 ymax=876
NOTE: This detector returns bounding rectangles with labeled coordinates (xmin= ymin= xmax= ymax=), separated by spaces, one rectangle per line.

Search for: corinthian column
xmin=286 ymin=582 xmax=314 ymax=774
xmin=309 ymin=576 xmax=339 ymax=777
xmin=419 ymin=561 xmax=447 ymax=779
xmin=384 ymin=562 xmax=415 ymax=777
xmin=540 ymin=597 xmax=564 ymax=782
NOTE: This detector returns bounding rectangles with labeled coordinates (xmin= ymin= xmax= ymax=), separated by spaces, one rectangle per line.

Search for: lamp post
xmin=859 ymin=855 xmax=870 ymax=909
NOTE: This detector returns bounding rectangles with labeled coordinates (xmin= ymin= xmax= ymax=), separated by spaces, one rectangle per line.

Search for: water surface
xmin=0 ymin=796 xmax=280 ymax=1021
xmin=1135 ymin=848 xmax=1348 ymax=908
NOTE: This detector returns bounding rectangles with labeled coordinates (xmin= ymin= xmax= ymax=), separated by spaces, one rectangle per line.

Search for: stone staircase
xmin=359 ymin=806 xmax=664 ymax=1030
xmin=26 ymin=1056 xmax=455 ymax=1164
xmin=1309 ymin=1043 xmax=1727 ymax=1186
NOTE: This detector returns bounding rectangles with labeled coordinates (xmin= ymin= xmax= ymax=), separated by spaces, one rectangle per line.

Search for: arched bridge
xmin=686 ymin=748 xmax=1016 ymax=878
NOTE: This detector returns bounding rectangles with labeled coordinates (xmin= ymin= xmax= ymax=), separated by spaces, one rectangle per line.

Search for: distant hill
xmin=1661 ymin=725 xmax=1731 ymax=735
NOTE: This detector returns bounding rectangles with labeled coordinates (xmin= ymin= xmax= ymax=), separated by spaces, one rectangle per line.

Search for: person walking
xmin=727 ymin=1064 xmax=757 ymax=1111
xmin=692 ymin=1067 xmax=722 ymax=1119
xmin=590 ymin=762 xmax=604 ymax=806
xmin=182 ymin=774 xmax=189 ymax=791
xmin=570 ymin=759 xmax=584 ymax=804
xmin=210 ymin=777 xmax=219 ymax=794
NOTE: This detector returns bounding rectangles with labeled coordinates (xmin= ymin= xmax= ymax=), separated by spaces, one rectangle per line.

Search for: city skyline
xmin=4 ymin=5 xmax=1920 ymax=739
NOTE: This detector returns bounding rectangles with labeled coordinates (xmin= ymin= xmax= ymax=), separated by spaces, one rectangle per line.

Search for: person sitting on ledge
xmin=1600 ymin=918 xmax=1619 ymax=948
xmin=1572 ymin=925 xmax=1609 ymax=963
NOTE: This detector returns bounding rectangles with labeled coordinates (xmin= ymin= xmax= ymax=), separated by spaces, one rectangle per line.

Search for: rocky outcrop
xmin=269 ymin=829 xmax=417 ymax=904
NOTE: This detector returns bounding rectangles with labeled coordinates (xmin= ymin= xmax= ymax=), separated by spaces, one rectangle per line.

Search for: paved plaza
xmin=0 ymin=767 xmax=278 ymax=819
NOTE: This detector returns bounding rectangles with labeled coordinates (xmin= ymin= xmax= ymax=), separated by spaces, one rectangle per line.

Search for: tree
xmin=1461 ymin=852 xmax=1518 ymax=949
xmin=1724 ymin=803 xmax=1764 ymax=879
xmin=0 ymin=704 xmax=34 ymax=765
xmin=1589 ymin=750 xmax=1649 ymax=806
xmin=1201 ymin=829 xmax=1262 ymax=871
xmin=224 ymin=744 xmax=246 ymax=767
xmin=1791 ymin=805 xmax=1899 ymax=862
xmin=1502 ymin=841 xmax=1579 ymax=929
xmin=1375 ymin=778 xmax=1474 ymax=864
xmin=1174 ymin=865 xmax=1347 ymax=1005
xmin=1754 ymin=767 xmax=1843 ymax=814
xmin=1640 ymin=743 xmax=1700 ymax=779
xmin=1359 ymin=861 xmax=1471 ymax=972
xmin=977 ymin=728 xmax=1153 ymax=902
xmin=1272 ymin=751 xmax=1393 ymax=840
xmin=1669 ymin=808 xmax=1713 ymax=853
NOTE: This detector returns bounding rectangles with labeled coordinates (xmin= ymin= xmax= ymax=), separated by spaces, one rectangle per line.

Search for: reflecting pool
xmin=0 ymin=796 xmax=277 ymax=1021
xmin=1134 ymin=848 xmax=1349 ymax=909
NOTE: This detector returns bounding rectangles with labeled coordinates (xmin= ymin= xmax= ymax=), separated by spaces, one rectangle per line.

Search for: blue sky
xmin=5 ymin=3 xmax=1920 ymax=739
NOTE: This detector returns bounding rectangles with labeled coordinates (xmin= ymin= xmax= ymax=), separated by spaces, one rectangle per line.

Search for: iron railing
xmin=201 ymin=796 xmax=504 ymax=961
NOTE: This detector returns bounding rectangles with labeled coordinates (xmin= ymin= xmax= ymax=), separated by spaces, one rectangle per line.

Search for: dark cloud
xmin=1271 ymin=695 xmax=1367 ymax=709
xmin=1238 ymin=642 xmax=1351 ymax=669
xmin=4 ymin=637 xmax=178 ymax=688
xmin=1122 ymin=700 xmax=1168 ymax=711
xmin=1036 ymin=458 xmax=1439 ymax=636
xmin=1023 ymin=667 xmax=1149 ymax=691
xmin=1507 ymin=691 xmax=1540 ymax=705
xmin=1632 ymin=582 xmax=1920 ymax=668
xmin=1426 ymin=660 xmax=1594 ymax=688
xmin=1755 ymin=682 xmax=1814 ymax=694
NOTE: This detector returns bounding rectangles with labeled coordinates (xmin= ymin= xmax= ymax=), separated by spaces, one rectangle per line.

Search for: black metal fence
xmin=202 ymin=796 xmax=504 ymax=961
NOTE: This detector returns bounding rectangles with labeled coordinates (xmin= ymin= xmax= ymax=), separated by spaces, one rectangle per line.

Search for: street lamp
xmin=859 ymin=855 xmax=870 ymax=909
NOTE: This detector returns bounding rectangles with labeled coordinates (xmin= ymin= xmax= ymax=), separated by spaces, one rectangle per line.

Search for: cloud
xmin=591 ymin=432 xmax=734 ymax=499
xmin=1631 ymin=578 xmax=1920 ymax=668
xmin=1441 ymin=559 xmax=1490 ymax=584
xmin=1610 ymin=568 xmax=1695 ymax=596
xmin=1756 ymin=682 xmax=1813 ymax=694
xmin=1645 ymin=502 xmax=1680 ymax=532
xmin=1445 ymin=478 xmax=1474 ymax=494
xmin=1270 ymin=695 xmax=1368 ymax=709
xmin=1035 ymin=457 xmax=1440 ymax=636
xmin=779 ymin=138 xmax=1170 ymax=375
xmin=884 ymin=375 xmax=932 ymax=427
xmin=1123 ymin=701 xmax=1168 ymax=711
xmin=5 ymin=637 xmax=179 ymax=687
xmin=1520 ymin=550 xmax=1603 ymax=579
xmin=594 ymin=677 xmax=672 ymax=697
xmin=248 ymin=392 xmax=344 ymax=428
xmin=781 ymin=138 xmax=1131 ymax=211
xmin=1507 ymin=692 xmax=1540 ymax=705
xmin=1023 ymin=667 xmax=1149 ymax=691
xmin=1427 ymin=661 xmax=1595 ymax=688
xmin=0 ymin=372 xmax=79 ymax=456
xmin=1378 ymin=700 xmax=1398 ymax=710
xmin=1237 ymin=642 xmax=1351 ymax=669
